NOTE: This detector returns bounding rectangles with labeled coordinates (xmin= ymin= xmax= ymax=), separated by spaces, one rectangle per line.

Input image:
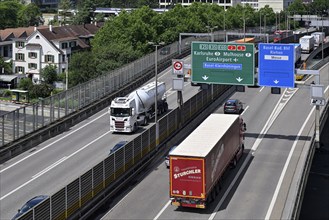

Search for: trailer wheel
xmin=215 ymin=182 xmax=221 ymax=194
xmin=211 ymin=189 xmax=216 ymax=202
xmin=231 ymin=156 xmax=237 ymax=169
xmin=143 ymin=117 xmax=148 ymax=126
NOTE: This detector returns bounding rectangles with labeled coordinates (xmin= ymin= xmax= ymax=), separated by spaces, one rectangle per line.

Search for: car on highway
xmin=109 ymin=141 xmax=128 ymax=154
xmin=165 ymin=145 xmax=178 ymax=168
xmin=224 ymin=99 xmax=243 ymax=114
xmin=12 ymin=195 xmax=49 ymax=220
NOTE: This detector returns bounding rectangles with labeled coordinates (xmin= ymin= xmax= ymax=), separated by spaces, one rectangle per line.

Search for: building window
xmin=69 ymin=41 xmax=77 ymax=47
xmin=28 ymin=63 xmax=37 ymax=69
xmin=45 ymin=55 xmax=54 ymax=63
xmin=15 ymin=41 xmax=25 ymax=48
xmin=15 ymin=53 xmax=25 ymax=61
xmin=62 ymin=42 xmax=68 ymax=49
xmin=29 ymin=52 xmax=37 ymax=58
xmin=36 ymin=35 xmax=40 ymax=39
xmin=15 ymin=66 xmax=25 ymax=74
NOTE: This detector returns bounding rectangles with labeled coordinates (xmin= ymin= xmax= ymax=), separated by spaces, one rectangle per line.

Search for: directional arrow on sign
xmin=236 ymin=77 xmax=243 ymax=82
xmin=274 ymin=80 xmax=279 ymax=84
xmin=202 ymin=75 xmax=209 ymax=80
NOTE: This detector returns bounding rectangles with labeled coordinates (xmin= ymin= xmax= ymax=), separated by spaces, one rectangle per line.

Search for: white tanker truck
xmin=109 ymin=81 xmax=168 ymax=133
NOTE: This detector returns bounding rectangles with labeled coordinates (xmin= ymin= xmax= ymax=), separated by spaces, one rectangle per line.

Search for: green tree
xmin=40 ymin=65 xmax=57 ymax=85
xmin=309 ymin=0 xmax=329 ymax=15
xmin=0 ymin=56 xmax=12 ymax=74
xmin=71 ymin=3 xmax=92 ymax=24
xmin=58 ymin=0 xmax=71 ymax=25
xmin=258 ymin=5 xmax=276 ymax=28
xmin=287 ymin=0 xmax=307 ymax=15
xmin=0 ymin=1 xmax=22 ymax=29
xmin=29 ymin=83 xmax=53 ymax=99
xmin=68 ymin=51 xmax=97 ymax=86
xmin=17 ymin=3 xmax=42 ymax=27
xmin=19 ymin=78 xmax=33 ymax=90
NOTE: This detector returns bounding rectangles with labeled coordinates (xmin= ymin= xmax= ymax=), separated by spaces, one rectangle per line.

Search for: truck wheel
xmin=132 ymin=123 xmax=137 ymax=132
xmin=164 ymin=103 xmax=168 ymax=112
xmin=231 ymin=157 xmax=237 ymax=169
xmin=143 ymin=117 xmax=148 ymax=126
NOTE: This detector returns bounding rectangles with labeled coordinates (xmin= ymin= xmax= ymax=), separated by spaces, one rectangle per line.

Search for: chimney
xmin=49 ymin=24 xmax=52 ymax=32
xmin=34 ymin=25 xmax=37 ymax=31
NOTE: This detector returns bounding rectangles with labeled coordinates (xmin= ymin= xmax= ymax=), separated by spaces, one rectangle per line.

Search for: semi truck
xmin=109 ymin=81 xmax=168 ymax=133
xmin=299 ymin=36 xmax=315 ymax=54
xmin=294 ymin=44 xmax=304 ymax=80
xmin=169 ymin=114 xmax=246 ymax=209
xmin=311 ymin=32 xmax=325 ymax=47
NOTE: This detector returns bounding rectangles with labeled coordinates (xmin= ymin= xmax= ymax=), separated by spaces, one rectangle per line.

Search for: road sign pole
xmin=315 ymin=75 xmax=320 ymax=148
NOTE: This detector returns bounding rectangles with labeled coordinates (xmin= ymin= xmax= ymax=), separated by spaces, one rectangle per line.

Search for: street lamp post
xmin=65 ymin=55 xmax=68 ymax=90
xmin=206 ymin=25 xmax=218 ymax=42
xmin=223 ymin=6 xmax=226 ymax=31
xmin=243 ymin=9 xmax=246 ymax=42
xmin=148 ymin=41 xmax=165 ymax=148
xmin=259 ymin=11 xmax=262 ymax=35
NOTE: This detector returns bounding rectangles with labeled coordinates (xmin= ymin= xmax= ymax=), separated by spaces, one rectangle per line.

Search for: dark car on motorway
xmin=224 ymin=99 xmax=243 ymax=114
xmin=109 ymin=141 xmax=128 ymax=155
xmin=12 ymin=195 xmax=49 ymax=220
xmin=165 ymin=145 xmax=178 ymax=168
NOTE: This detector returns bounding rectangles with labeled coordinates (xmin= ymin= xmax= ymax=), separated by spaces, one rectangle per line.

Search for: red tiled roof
xmin=0 ymin=26 xmax=47 ymax=41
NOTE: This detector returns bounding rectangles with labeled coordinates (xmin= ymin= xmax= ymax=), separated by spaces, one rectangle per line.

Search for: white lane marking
xmin=153 ymin=200 xmax=171 ymax=220
xmin=241 ymin=106 xmax=249 ymax=115
xmin=32 ymin=157 xmax=67 ymax=179
xmin=265 ymin=85 xmax=329 ymax=219
xmin=209 ymin=88 xmax=298 ymax=219
xmin=209 ymin=150 xmax=253 ymax=220
xmin=0 ymin=131 xmax=111 ymax=200
xmin=259 ymin=86 xmax=265 ymax=92
xmin=265 ymin=105 xmax=315 ymax=220
xmin=0 ymin=113 xmax=108 ymax=173
xmin=1 ymin=83 xmax=179 ymax=173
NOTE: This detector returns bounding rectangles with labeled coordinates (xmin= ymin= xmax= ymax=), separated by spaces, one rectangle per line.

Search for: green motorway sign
xmin=191 ymin=42 xmax=254 ymax=85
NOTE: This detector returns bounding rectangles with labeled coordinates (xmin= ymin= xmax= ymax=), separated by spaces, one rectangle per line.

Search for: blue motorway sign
xmin=258 ymin=43 xmax=295 ymax=88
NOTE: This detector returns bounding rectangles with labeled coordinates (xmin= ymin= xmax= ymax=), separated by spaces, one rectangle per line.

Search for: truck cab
xmin=109 ymin=97 xmax=137 ymax=133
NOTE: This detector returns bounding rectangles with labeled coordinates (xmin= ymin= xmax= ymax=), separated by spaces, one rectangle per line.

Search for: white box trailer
xmin=299 ymin=36 xmax=315 ymax=54
xmin=311 ymin=32 xmax=325 ymax=47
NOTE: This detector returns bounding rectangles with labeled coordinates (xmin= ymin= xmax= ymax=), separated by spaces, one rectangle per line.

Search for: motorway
xmin=1 ymin=58 xmax=328 ymax=219
xmin=0 ymin=56 xmax=200 ymax=219
xmin=99 ymin=65 xmax=329 ymax=219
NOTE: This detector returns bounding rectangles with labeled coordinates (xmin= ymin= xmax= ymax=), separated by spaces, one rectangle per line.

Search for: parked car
xmin=165 ymin=145 xmax=178 ymax=168
xmin=12 ymin=195 xmax=49 ymax=220
xmin=224 ymin=99 xmax=243 ymax=114
xmin=109 ymin=141 xmax=128 ymax=154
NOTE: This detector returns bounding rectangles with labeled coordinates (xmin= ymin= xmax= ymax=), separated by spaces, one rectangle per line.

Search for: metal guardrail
xmin=16 ymin=84 xmax=231 ymax=220
xmin=0 ymin=36 xmax=199 ymax=148
xmin=288 ymin=63 xmax=329 ymax=219
xmin=0 ymin=25 xmax=271 ymax=148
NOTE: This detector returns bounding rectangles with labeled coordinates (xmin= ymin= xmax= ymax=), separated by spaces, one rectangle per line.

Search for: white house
xmin=9 ymin=23 xmax=102 ymax=84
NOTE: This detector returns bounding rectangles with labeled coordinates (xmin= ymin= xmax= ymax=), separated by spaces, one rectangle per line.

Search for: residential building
xmin=158 ymin=0 xmax=294 ymax=12
xmin=241 ymin=0 xmax=259 ymax=10
xmin=159 ymin=0 xmax=242 ymax=9
xmin=258 ymin=0 xmax=294 ymax=12
xmin=1 ymin=23 xmax=102 ymax=85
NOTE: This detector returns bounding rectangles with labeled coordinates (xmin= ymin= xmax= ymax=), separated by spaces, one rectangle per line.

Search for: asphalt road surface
xmin=299 ymin=115 xmax=329 ymax=220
